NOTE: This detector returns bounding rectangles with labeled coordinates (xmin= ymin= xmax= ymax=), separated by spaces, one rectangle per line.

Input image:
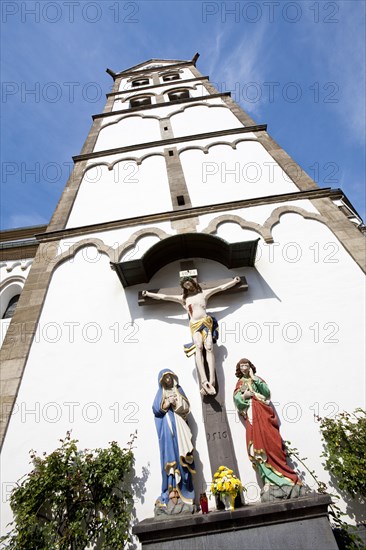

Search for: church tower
xmin=1 ymin=55 xmax=365 ymax=541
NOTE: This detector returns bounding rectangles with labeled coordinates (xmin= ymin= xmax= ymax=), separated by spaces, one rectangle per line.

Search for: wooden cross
xmin=139 ymin=262 xmax=248 ymax=503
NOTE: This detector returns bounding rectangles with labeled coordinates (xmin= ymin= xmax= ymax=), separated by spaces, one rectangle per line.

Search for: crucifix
xmin=140 ymin=265 xmax=247 ymax=396
xmin=139 ymin=263 xmax=248 ymax=496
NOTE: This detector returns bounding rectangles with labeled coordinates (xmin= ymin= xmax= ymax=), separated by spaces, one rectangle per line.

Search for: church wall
xmin=65 ymin=156 xmax=172 ymax=228
xmin=0 ymin=251 xmax=213 ymax=533
xmin=180 ymin=140 xmax=301 ymax=206
xmin=1 ymin=58 xmax=365 ymax=540
xmin=1 ymin=210 xmax=364 ymax=533
xmin=195 ymin=199 xmax=320 ymax=232
xmin=170 ymin=103 xmax=242 ymax=137
xmin=93 ymin=116 xmax=161 ymax=152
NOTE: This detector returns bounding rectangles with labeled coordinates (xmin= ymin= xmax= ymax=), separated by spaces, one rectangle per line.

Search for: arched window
xmin=131 ymin=78 xmax=149 ymax=87
xmin=2 ymin=294 xmax=20 ymax=319
xmin=130 ymin=96 xmax=152 ymax=108
xmin=0 ymin=279 xmax=24 ymax=320
xmin=162 ymin=73 xmax=180 ymax=82
xmin=168 ymin=89 xmax=190 ymax=102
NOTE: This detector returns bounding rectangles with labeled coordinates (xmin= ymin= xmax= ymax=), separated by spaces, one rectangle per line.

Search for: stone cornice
xmin=35 ymin=188 xmax=340 ymax=243
xmin=72 ymin=125 xmax=267 ymax=162
xmin=0 ymin=225 xmax=47 ymax=242
xmin=115 ymin=60 xmax=195 ymax=79
xmin=106 ymin=76 xmax=209 ymax=97
xmin=92 ymin=92 xmax=231 ymax=120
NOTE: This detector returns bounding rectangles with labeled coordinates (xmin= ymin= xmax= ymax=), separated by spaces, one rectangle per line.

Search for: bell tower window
xmin=162 ymin=73 xmax=180 ymax=82
xmin=168 ymin=89 xmax=190 ymax=102
xmin=131 ymin=78 xmax=149 ymax=87
xmin=130 ymin=96 xmax=152 ymax=108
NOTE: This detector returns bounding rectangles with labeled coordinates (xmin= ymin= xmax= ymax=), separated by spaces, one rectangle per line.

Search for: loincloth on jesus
xmin=183 ymin=316 xmax=219 ymax=357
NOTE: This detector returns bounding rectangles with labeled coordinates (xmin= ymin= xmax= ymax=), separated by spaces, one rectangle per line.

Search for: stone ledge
xmin=133 ymin=494 xmax=336 ymax=547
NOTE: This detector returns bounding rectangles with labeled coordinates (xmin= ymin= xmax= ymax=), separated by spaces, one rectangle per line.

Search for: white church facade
xmin=1 ymin=55 xmax=365 ymax=540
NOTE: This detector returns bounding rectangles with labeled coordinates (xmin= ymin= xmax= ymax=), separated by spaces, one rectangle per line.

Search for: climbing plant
xmin=319 ymin=408 xmax=366 ymax=499
xmin=285 ymin=408 xmax=366 ymax=550
xmin=1 ymin=431 xmax=136 ymax=550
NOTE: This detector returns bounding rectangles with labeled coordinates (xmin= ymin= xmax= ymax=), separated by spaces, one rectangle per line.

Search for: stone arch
xmin=120 ymin=91 xmax=158 ymax=104
xmin=264 ymin=206 xmax=327 ymax=235
xmin=50 ymin=238 xmax=115 ymax=271
xmin=201 ymin=215 xmax=273 ymax=243
xmin=82 ymin=151 xmax=166 ymax=177
xmin=126 ymin=74 xmax=151 ymax=83
xmin=100 ymin=111 xmax=160 ymax=132
xmin=158 ymin=68 xmax=184 ymax=77
xmin=178 ymin=137 xmax=259 ymax=156
xmin=167 ymin=102 xmax=230 ymax=120
xmin=163 ymin=84 xmax=198 ymax=97
xmin=115 ymin=227 xmax=171 ymax=262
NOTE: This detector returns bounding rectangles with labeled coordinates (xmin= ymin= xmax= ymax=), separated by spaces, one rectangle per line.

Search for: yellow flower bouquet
xmin=211 ymin=465 xmax=243 ymax=510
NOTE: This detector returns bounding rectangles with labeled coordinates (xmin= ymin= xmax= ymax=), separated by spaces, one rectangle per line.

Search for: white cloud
xmin=206 ymin=21 xmax=270 ymax=117
xmin=299 ymin=2 xmax=365 ymax=146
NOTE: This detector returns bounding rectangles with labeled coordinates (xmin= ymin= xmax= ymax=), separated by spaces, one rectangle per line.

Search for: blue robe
xmin=153 ymin=369 xmax=195 ymax=505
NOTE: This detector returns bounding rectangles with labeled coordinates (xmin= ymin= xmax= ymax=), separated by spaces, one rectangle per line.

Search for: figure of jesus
xmin=142 ymin=275 xmax=241 ymax=396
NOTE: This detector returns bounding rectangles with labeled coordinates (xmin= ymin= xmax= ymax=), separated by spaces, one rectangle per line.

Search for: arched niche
xmin=111 ymin=233 xmax=259 ymax=287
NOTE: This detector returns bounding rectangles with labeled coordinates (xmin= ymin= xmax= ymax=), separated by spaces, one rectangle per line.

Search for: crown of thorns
xmin=180 ymin=276 xmax=196 ymax=287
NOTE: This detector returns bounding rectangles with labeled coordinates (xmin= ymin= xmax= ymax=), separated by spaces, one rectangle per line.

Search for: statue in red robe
xmin=233 ymin=358 xmax=306 ymax=501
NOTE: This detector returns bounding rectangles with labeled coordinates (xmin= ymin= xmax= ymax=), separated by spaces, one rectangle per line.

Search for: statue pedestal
xmin=133 ymin=494 xmax=338 ymax=550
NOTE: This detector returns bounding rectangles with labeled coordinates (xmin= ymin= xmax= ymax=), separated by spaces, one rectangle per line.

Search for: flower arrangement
xmin=211 ymin=465 xmax=243 ymax=496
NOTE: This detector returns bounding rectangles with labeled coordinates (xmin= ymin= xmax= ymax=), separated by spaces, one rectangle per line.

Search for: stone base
xmin=133 ymin=494 xmax=338 ymax=550
xmin=260 ymin=482 xmax=309 ymax=502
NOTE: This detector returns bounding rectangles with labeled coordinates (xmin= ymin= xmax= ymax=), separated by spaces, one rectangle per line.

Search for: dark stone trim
xmin=221 ymin=94 xmax=258 ymax=127
xmin=73 ymin=125 xmax=267 ymax=162
xmin=133 ymin=494 xmax=334 ymax=545
xmin=107 ymin=76 xmax=209 ymax=97
xmin=164 ymin=147 xmax=192 ymax=210
xmin=253 ymin=130 xmax=318 ymax=192
xmin=0 ymin=225 xmax=47 ymax=242
xmin=92 ymin=93 xmax=231 ymax=120
xmin=36 ymin=188 xmax=340 ymax=243
xmin=0 ymin=245 xmax=39 ymax=261
xmin=47 ymin=161 xmax=88 ymax=232
xmin=310 ymin=197 xmax=366 ymax=273
xmin=115 ymin=60 xmax=194 ymax=79
xmin=78 ymin=118 xmax=104 ymax=157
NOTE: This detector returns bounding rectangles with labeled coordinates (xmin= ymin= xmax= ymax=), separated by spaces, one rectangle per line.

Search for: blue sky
xmin=1 ymin=0 xmax=365 ymax=229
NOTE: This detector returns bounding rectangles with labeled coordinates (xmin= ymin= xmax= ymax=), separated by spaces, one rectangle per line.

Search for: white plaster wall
xmin=180 ymin=140 xmax=300 ymax=206
xmin=66 ymin=156 xmax=172 ymax=228
xmin=59 ymin=220 xmax=173 ymax=258
xmin=196 ymin=199 xmax=320 ymax=233
xmin=94 ymin=116 xmax=161 ymax=152
xmin=1 ymin=216 xmax=364 ymax=534
xmin=85 ymin=144 xmax=166 ymax=168
xmin=170 ymin=104 xmax=242 ymax=137
xmin=0 ymin=253 xmax=214 ymax=535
